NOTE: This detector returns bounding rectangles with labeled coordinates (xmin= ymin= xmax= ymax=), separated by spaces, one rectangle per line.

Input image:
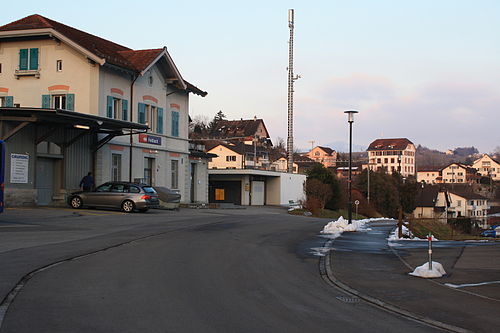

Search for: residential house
xmin=209 ymin=117 xmax=272 ymax=147
xmin=206 ymin=143 xmax=269 ymax=170
xmin=305 ymin=146 xmax=337 ymax=168
xmin=472 ymin=154 xmax=500 ymax=181
xmin=412 ymin=186 xmax=447 ymax=219
xmin=412 ymin=185 xmax=489 ymax=227
xmin=270 ymin=154 xmax=315 ymax=174
xmin=447 ymin=189 xmax=488 ymax=227
xmin=416 ymin=166 xmax=442 ymax=184
xmin=440 ymin=163 xmax=478 ymax=184
xmin=0 ymin=14 xmax=208 ymax=205
xmin=367 ymin=138 xmax=416 ymax=177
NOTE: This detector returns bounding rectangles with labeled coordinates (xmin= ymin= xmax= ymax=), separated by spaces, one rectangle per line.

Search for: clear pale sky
xmin=3 ymin=0 xmax=499 ymax=153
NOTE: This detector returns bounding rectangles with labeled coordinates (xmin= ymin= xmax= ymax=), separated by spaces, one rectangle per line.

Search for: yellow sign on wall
xmin=215 ymin=188 xmax=225 ymax=201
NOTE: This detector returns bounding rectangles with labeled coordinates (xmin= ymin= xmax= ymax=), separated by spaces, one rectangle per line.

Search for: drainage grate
xmin=336 ymin=296 xmax=360 ymax=303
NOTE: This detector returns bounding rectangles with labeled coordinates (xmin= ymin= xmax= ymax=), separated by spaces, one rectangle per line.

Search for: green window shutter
xmin=138 ymin=103 xmax=146 ymax=124
xmin=66 ymin=94 xmax=75 ymax=111
xmin=42 ymin=95 xmax=51 ymax=108
xmin=122 ymin=100 xmax=128 ymax=121
xmin=172 ymin=111 xmax=179 ymax=137
xmin=5 ymin=96 xmax=13 ymax=107
xmin=107 ymin=96 xmax=113 ymax=118
xmin=29 ymin=48 xmax=39 ymax=70
xmin=157 ymin=107 xmax=163 ymax=134
xmin=19 ymin=49 xmax=28 ymax=70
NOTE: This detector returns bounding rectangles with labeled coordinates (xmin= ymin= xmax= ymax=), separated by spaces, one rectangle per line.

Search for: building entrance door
xmin=36 ymin=157 xmax=54 ymax=205
xmin=251 ymin=181 xmax=265 ymax=205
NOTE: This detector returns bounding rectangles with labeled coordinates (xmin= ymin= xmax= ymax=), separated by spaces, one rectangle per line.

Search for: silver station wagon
xmin=68 ymin=182 xmax=160 ymax=213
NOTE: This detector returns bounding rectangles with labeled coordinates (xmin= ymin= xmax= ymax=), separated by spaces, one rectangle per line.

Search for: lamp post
xmin=344 ymin=110 xmax=358 ymax=224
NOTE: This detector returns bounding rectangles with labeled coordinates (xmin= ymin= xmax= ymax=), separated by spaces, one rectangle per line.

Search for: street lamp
xmin=344 ymin=110 xmax=358 ymax=224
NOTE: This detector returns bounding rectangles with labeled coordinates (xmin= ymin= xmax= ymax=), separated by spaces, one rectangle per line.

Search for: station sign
xmin=139 ymin=134 xmax=161 ymax=145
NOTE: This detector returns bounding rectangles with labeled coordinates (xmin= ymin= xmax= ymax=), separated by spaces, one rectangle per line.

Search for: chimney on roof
xmin=253 ymin=115 xmax=257 ymax=121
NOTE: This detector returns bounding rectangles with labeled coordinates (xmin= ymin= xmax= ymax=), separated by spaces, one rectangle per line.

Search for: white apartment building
xmin=367 ymin=138 xmax=416 ymax=177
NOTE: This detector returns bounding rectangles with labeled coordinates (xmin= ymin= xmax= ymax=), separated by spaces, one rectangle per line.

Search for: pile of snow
xmin=409 ymin=261 xmax=446 ymax=278
xmin=320 ymin=216 xmax=372 ymax=239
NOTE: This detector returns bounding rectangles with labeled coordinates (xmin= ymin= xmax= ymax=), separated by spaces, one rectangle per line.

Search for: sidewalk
xmin=327 ymin=223 xmax=500 ymax=333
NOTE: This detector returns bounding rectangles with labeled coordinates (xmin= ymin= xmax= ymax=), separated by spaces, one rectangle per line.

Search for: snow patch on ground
xmin=409 ymin=261 xmax=446 ymax=278
xmin=320 ymin=217 xmax=380 ymax=238
xmin=388 ymin=224 xmax=439 ymax=241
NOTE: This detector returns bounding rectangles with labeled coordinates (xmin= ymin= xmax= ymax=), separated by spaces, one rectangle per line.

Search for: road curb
xmin=319 ymin=239 xmax=471 ymax=333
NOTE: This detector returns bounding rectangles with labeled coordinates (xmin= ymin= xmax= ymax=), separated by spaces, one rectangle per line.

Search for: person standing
xmin=79 ymin=172 xmax=94 ymax=192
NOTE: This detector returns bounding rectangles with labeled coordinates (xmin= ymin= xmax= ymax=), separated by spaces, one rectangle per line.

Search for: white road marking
xmin=445 ymin=281 xmax=500 ymax=288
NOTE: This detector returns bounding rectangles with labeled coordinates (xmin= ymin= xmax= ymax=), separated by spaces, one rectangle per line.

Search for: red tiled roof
xmin=118 ymin=49 xmax=163 ymax=72
xmin=0 ymin=14 xmax=207 ymax=96
xmin=0 ymin=14 xmax=135 ymax=69
xmin=316 ymin=146 xmax=335 ymax=155
xmin=210 ymin=119 xmax=269 ymax=139
xmin=367 ymin=138 xmax=414 ymax=151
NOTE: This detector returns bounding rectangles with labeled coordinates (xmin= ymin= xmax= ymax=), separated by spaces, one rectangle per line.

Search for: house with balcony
xmin=440 ymin=163 xmax=478 ymax=184
xmin=472 ymin=154 xmax=500 ymax=181
xmin=0 ymin=14 xmax=208 ymax=205
xmin=367 ymin=138 xmax=416 ymax=177
xmin=305 ymin=146 xmax=337 ymax=168
xmin=270 ymin=154 xmax=315 ymax=174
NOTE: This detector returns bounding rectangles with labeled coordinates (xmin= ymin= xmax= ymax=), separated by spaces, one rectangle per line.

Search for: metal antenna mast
xmin=287 ymin=9 xmax=299 ymax=173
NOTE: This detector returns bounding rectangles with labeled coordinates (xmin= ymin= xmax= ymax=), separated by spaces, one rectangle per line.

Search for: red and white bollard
xmin=427 ymin=233 xmax=433 ymax=270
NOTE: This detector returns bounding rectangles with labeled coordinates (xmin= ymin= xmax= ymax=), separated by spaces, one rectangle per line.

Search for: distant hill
xmin=416 ymin=145 xmax=479 ymax=168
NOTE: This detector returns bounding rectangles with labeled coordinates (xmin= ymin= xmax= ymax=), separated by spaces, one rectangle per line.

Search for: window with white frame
xmin=53 ymin=95 xmax=66 ymax=109
xmin=56 ymin=60 xmax=63 ymax=72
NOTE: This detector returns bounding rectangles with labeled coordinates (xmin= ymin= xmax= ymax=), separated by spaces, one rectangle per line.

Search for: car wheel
xmin=122 ymin=200 xmax=135 ymax=213
xmin=138 ymin=208 xmax=149 ymax=213
xmin=70 ymin=196 xmax=83 ymax=209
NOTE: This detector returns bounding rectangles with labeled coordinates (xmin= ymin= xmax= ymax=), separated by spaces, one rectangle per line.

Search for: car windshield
xmin=143 ymin=186 xmax=157 ymax=194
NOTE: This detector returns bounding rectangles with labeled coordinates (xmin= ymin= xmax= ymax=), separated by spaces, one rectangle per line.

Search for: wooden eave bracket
xmin=1 ymin=121 xmax=31 ymax=141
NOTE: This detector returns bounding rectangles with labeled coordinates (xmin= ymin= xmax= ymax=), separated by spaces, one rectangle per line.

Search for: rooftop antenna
xmin=287 ymin=9 xmax=300 ymax=173
xmin=308 ymin=140 xmax=315 ymax=151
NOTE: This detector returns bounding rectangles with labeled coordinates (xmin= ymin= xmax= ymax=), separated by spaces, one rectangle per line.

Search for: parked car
xmin=154 ymin=186 xmax=181 ymax=209
xmin=68 ymin=182 xmax=159 ymax=213
xmin=480 ymin=225 xmax=500 ymax=238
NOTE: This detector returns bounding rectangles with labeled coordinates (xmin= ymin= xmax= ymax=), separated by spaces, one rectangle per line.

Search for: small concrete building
xmin=208 ymin=169 xmax=305 ymax=206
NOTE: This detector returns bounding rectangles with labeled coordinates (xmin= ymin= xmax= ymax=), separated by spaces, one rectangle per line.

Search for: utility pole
xmin=287 ymin=9 xmax=300 ymax=173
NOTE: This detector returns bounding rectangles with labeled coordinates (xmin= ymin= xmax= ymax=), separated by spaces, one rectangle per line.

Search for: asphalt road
xmin=0 ymin=207 xmax=438 ymax=333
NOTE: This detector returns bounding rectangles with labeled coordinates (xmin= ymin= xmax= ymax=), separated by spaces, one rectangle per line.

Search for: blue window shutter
xmin=5 ymin=96 xmax=13 ymax=107
xmin=172 ymin=111 xmax=179 ymax=137
xmin=19 ymin=49 xmax=28 ymax=70
xmin=138 ymin=103 xmax=146 ymax=124
xmin=29 ymin=48 xmax=39 ymax=70
xmin=42 ymin=95 xmax=50 ymax=108
xmin=66 ymin=94 xmax=75 ymax=111
xmin=157 ymin=108 xmax=163 ymax=134
xmin=122 ymin=100 xmax=128 ymax=121
xmin=107 ymin=96 xmax=113 ymax=118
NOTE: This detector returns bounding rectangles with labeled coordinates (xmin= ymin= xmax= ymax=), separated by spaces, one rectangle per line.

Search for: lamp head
xmin=344 ymin=110 xmax=359 ymax=123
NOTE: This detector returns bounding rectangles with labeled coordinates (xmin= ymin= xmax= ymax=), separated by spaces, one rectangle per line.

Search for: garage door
xmin=209 ymin=181 xmax=242 ymax=205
